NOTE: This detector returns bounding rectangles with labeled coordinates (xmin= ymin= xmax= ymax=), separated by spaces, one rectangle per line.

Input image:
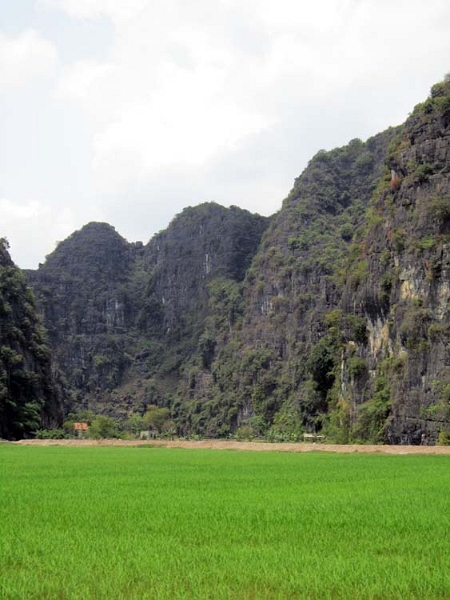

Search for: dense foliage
xmin=0 ymin=239 xmax=61 ymax=439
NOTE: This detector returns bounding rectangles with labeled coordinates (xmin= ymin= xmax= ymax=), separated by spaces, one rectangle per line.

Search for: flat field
xmin=0 ymin=446 xmax=449 ymax=599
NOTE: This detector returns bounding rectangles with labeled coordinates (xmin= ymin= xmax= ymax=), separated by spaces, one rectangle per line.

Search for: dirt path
xmin=14 ymin=439 xmax=450 ymax=454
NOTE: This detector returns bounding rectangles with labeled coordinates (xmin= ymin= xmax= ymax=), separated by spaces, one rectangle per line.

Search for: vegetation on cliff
xmin=26 ymin=205 xmax=269 ymax=426
xmin=13 ymin=75 xmax=450 ymax=445
xmin=336 ymin=73 xmax=450 ymax=444
xmin=0 ymin=239 xmax=62 ymax=439
xmin=178 ymin=128 xmax=400 ymax=439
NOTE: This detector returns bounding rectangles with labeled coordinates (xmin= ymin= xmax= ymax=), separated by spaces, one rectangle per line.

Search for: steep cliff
xmin=23 ymin=77 xmax=450 ymax=445
xmin=142 ymin=203 xmax=268 ymax=366
xmin=26 ymin=222 xmax=140 ymax=412
xmin=0 ymin=239 xmax=62 ymax=439
xmin=337 ymin=75 xmax=450 ymax=444
xmin=27 ymin=206 xmax=269 ymax=417
xmin=184 ymin=76 xmax=450 ymax=444
xmin=177 ymin=130 xmax=399 ymax=437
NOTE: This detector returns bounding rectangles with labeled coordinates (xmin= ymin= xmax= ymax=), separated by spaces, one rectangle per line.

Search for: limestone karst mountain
xmin=9 ymin=75 xmax=450 ymax=443
xmin=25 ymin=205 xmax=269 ymax=420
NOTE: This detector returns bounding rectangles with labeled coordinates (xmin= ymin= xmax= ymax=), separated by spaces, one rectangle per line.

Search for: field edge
xmin=12 ymin=439 xmax=450 ymax=454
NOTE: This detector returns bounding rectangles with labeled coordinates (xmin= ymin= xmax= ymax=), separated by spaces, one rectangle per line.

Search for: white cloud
xmin=2 ymin=199 xmax=79 ymax=269
xmin=38 ymin=0 xmax=148 ymax=23
xmin=54 ymin=4 xmax=276 ymax=193
xmin=4 ymin=0 xmax=450 ymax=268
xmin=0 ymin=29 xmax=57 ymax=91
xmin=0 ymin=198 xmax=50 ymax=221
xmin=90 ymin=91 xmax=270 ymax=193
xmin=54 ymin=60 xmax=115 ymax=103
xmin=48 ymin=0 xmax=450 ymax=211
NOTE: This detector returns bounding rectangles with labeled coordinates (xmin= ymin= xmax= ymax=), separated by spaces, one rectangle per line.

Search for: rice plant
xmin=0 ymin=446 xmax=449 ymax=599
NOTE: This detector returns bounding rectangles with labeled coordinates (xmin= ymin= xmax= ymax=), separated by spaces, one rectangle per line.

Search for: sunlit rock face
xmin=340 ymin=77 xmax=450 ymax=444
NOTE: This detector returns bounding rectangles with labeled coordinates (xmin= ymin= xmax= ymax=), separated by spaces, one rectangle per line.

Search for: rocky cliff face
xmin=0 ymin=239 xmax=62 ymax=439
xmin=27 ymin=206 xmax=269 ymax=417
xmin=25 ymin=222 xmax=139 ymax=411
xmin=145 ymin=203 xmax=267 ymax=332
xmin=178 ymin=78 xmax=450 ymax=444
xmin=22 ymin=77 xmax=450 ymax=444
xmin=339 ymin=76 xmax=450 ymax=444
xmin=178 ymin=129 xmax=400 ymax=437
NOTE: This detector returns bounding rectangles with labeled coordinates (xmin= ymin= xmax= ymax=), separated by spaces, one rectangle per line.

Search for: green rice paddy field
xmin=0 ymin=446 xmax=449 ymax=599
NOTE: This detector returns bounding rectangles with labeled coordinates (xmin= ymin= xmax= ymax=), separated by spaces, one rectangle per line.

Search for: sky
xmin=1 ymin=0 xmax=450 ymax=268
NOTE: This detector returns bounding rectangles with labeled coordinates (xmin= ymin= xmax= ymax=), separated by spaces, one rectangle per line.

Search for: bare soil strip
xmin=13 ymin=439 xmax=450 ymax=454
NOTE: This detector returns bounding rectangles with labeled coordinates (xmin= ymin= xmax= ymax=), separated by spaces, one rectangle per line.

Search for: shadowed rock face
xmin=0 ymin=239 xmax=62 ymax=439
xmin=26 ymin=206 xmax=269 ymax=418
xmin=144 ymin=203 xmax=269 ymax=332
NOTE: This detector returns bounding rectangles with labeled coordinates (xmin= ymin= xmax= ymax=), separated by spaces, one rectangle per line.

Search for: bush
xmin=418 ymin=236 xmax=436 ymax=251
xmin=234 ymin=425 xmax=255 ymax=441
xmin=414 ymin=163 xmax=433 ymax=183
xmin=438 ymin=430 xmax=450 ymax=445
xmin=400 ymin=307 xmax=432 ymax=348
xmin=351 ymin=397 xmax=390 ymax=444
xmin=35 ymin=428 xmax=69 ymax=440
xmin=88 ymin=415 xmax=119 ymax=439
xmin=322 ymin=397 xmax=351 ymax=444
xmin=347 ymin=357 xmax=367 ymax=379
xmin=267 ymin=411 xmax=301 ymax=442
xmin=123 ymin=413 xmax=145 ymax=436
xmin=339 ymin=223 xmax=354 ymax=242
xmin=143 ymin=405 xmax=172 ymax=434
xmin=351 ymin=375 xmax=391 ymax=443
xmin=427 ymin=195 xmax=450 ymax=224
xmin=307 ymin=338 xmax=336 ymax=394
xmin=348 ymin=260 xmax=368 ymax=289
xmin=347 ymin=315 xmax=368 ymax=344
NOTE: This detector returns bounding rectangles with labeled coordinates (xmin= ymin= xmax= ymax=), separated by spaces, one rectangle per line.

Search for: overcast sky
xmin=1 ymin=0 xmax=450 ymax=268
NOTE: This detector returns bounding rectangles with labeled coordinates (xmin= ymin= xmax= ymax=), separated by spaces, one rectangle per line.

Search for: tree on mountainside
xmin=0 ymin=238 xmax=61 ymax=439
xmin=143 ymin=405 xmax=173 ymax=434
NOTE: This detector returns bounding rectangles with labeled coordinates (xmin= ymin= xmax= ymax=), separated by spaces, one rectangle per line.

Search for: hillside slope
xmin=176 ymin=129 xmax=399 ymax=437
xmin=183 ymin=77 xmax=450 ymax=444
xmin=27 ymin=205 xmax=269 ymax=417
xmin=0 ymin=239 xmax=62 ymax=439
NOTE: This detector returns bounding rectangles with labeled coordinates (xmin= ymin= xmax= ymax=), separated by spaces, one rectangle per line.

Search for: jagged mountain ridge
xmin=176 ymin=128 xmax=400 ymax=437
xmin=20 ymin=76 xmax=450 ymax=444
xmin=26 ymin=204 xmax=269 ymax=418
xmin=179 ymin=78 xmax=450 ymax=444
